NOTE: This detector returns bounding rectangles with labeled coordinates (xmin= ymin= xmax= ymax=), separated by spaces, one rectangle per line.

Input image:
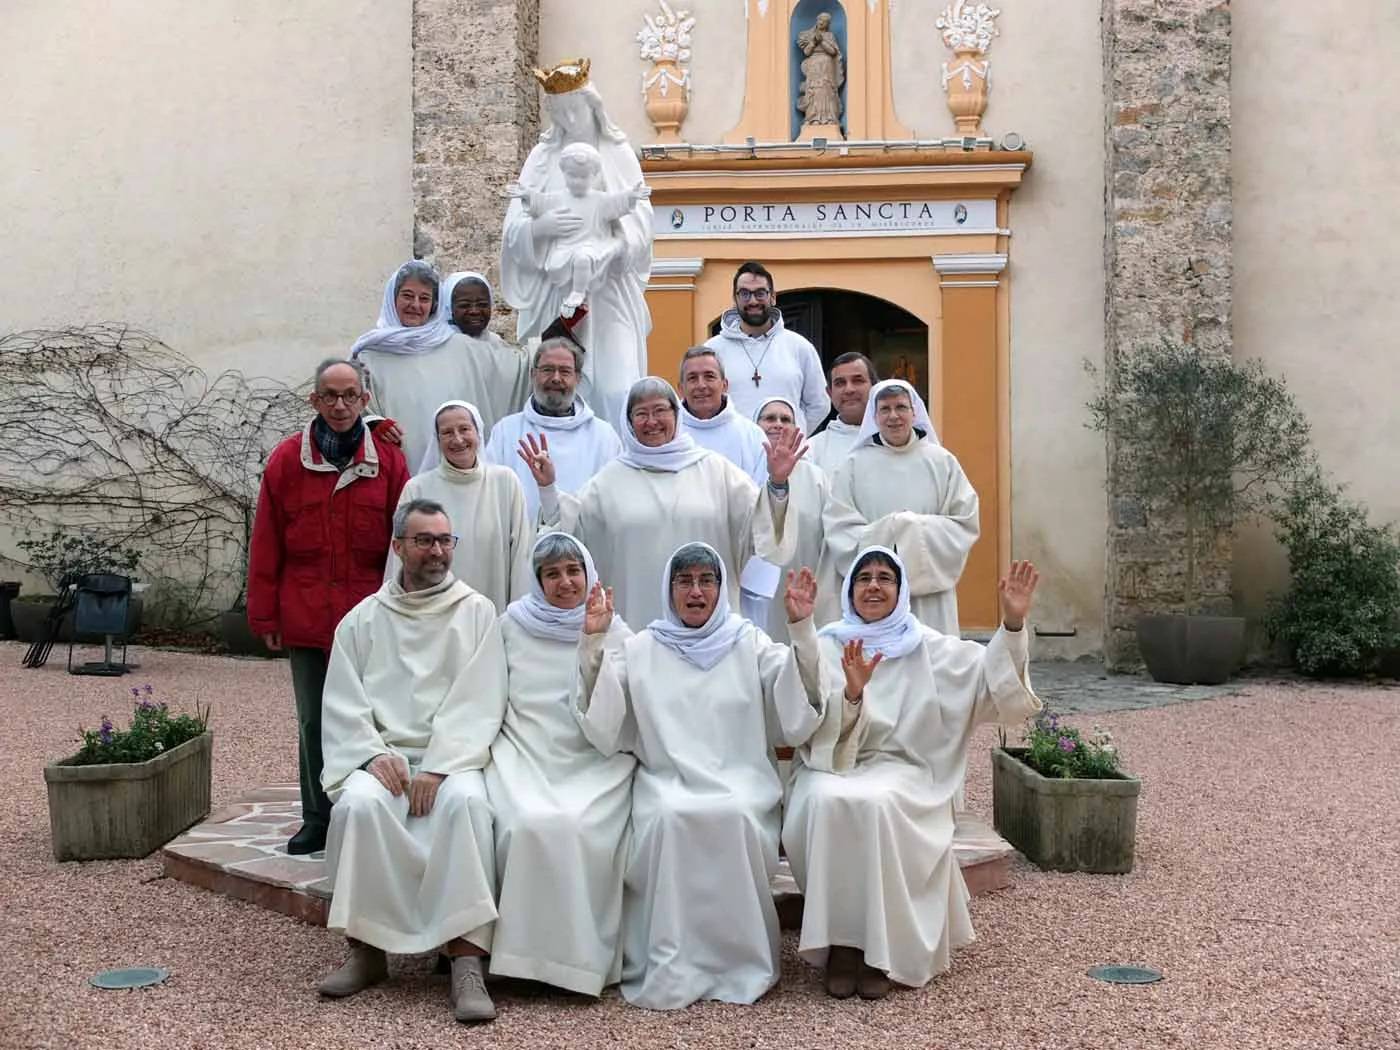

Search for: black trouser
xmin=288 ymin=646 xmax=332 ymax=828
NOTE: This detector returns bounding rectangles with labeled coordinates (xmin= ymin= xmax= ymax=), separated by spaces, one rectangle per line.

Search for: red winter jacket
xmin=247 ymin=422 xmax=409 ymax=651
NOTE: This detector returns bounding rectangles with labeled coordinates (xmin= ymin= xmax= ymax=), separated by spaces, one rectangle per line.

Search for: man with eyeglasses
xmin=704 ymin=261 xmax=830 ymax=433
xmin=316 ymin=498 xmax=507 ymax=1023
xmin=484 ymin=337 xmax=622 ymax=521
xmin=247 ymin=358 xmax=410 ymax=855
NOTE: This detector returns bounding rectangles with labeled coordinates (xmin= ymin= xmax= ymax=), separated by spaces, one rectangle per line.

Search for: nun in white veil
xmin=783 ymin=546 xmax=1042 ymax=999
xmin=386 ymin=400 xmax=532 ymax=613
xmin=822 ymin=379 xmax=980 ymax=638
xmin=486 ymin=532 xmax=636 ymax=996
xmin=354 ymin=264 xmax=529 ymax=471
xmin=573 ymin=542 xmax=831 ymax=1010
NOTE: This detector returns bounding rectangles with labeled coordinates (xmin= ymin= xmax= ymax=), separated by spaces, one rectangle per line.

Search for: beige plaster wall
xmin=0 ymin=1 xmax=413 ymax=385
xmin=1233 ymin=6 xmax=1400 ymax=627
xmin=542 ymin=0 xmax=1108 ymax=654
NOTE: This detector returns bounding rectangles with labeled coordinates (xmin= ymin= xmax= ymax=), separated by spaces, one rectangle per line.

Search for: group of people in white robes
xmin=309 ymin=255 xmax=1039 ymax=1022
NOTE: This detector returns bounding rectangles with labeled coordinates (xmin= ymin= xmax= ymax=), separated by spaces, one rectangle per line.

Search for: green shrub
xmin=1268 ymin=470 xmax=1400 ymax=677
xmin=64 ymin=685 xmax=209 ymax=766
xmin=1017 ymin=708 xmax=1123 ymax=780
xmin=15 ymin=526 xmax=142 ymax=593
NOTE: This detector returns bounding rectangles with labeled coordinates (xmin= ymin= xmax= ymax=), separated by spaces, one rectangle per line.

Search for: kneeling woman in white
xmin=783 ymin=547 xmax=1042 ymax=999
xmin=386 ymin=400 xmax=533 ymax=613
xmin=486 ymin=532 xmax=635 ymax=995
xmin=576 ymin=543 xmax=828 ymax=1010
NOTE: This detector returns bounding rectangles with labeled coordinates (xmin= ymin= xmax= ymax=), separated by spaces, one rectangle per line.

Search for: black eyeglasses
xmin=405 ymin=534 xmax=458 ymax=551
xmin=736 ymin=288 xmax=772 ymax=302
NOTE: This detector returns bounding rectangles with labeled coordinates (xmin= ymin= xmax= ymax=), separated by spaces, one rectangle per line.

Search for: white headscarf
xmin=350 ymin=262 xmax=457 ymax=358
xmin=648 ymin=542 xmax=748 ymax=671
xmin=819 ymin=545 xmax=925 ymax=660
xmin=506 ymin=532 xmax=605 ymax=643
xmin=616 ymin=377 xmax=709 ymax=473
xmin=441 ymin=271 xmax=494 ymax=333
xmin=416 ymin=400 xmax=487 ymax=474
xmin=752 ymin=395 xmax=800 ymax=428
xmin=853 ymin=379 xmax=939 ymax=450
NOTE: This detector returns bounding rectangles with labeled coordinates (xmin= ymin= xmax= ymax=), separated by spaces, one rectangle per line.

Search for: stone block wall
xmin=413 ymin=0 xmax=541 ymax=334
xmin=1101 ymin=0 xmax=1233 ymax=667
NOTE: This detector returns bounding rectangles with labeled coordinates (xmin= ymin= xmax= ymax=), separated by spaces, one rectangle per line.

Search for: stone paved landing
xmin=163 ymin=784 xmax=1016 ymax=929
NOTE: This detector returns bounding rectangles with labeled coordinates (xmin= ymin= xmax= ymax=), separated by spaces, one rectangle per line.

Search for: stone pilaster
xmin=412 ymin=0 xmax=540 ymax=319
xmin=1101 ymin=0 xmax=1233 ymax=668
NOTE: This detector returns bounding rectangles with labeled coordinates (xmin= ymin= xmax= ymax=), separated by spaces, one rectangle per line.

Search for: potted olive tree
xmin=44 ymin=685 xmax=211 ymax=860
xmin=1088 ymin=342 xmax=1311 ymax=683
xmin=993 ymin=709 xmax=1139 ymax=873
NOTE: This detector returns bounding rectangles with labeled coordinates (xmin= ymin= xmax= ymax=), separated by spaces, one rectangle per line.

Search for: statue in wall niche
xmin=796 ymin=12 xmax=844 ymax=130
xmin=500 ymin=59 xmax=654 ymax=427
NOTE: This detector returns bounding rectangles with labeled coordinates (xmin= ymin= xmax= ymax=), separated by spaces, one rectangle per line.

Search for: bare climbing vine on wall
xmin=0 ymin=324 xmax=308 ymax=625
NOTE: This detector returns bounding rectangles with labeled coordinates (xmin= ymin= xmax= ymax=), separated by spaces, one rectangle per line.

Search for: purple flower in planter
xmin=130 ymin=687 xmax=141 ymax=698
xmin=1057 ymin=736 xmax=1076 ymax=754
xmin=98 ymin=717 xmax=114 ymax=746
xmin=142 ymin=684 xmax=154 ymax=695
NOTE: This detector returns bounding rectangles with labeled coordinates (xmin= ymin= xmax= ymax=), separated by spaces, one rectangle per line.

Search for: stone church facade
xmin=2 ymin=1 xmax=1396 ymax=664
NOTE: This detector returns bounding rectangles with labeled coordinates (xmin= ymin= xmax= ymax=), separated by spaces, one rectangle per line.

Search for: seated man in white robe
xmin=783 ymin=548 xmax=1041 ymax=1000
xmin=823 ymin=379 xmax=979 ymax=638
xmin=486 ymin=532 xmax=635 ymax=996
xmin=576 ymin=542 xmax=828 ymax=1010
xmin=318 ymin=498 xmax=507 ymax=1023
xmin=677 ymin=347 xmax=768 ymax=482
xmin=805 ymin=352 xmax=877 ymax=475
xmin=484 ymin=337 xmax=622 ymax=522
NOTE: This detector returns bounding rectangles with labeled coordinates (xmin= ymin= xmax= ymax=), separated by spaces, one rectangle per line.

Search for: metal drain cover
xmin=89 ymin=967 xmax=169 ymax=990
xmin=1088 ymin=964 xmax=1163 ymax=984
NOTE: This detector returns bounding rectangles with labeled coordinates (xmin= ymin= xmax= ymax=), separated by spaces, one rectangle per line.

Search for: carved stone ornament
xmin=935 ymin=0 xmax=1000 ymax=135
xmin=638 ymin=0 xmax=695 ymax=142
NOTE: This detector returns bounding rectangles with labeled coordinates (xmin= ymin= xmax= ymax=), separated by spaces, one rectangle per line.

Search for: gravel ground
xmin=1 ymin=640 xmax=1397 ymax=1050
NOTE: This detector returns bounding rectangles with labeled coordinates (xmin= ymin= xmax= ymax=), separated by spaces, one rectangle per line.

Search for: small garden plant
xmin=64 ymin=685 xmax=209 ymax=766
xmin=1016 ymin=707 xmax=1123 ymax=780
xmin=16 ymin=526 xmax=142 ymax=593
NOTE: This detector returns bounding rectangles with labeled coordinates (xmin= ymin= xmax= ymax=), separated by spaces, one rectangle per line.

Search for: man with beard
xmin=704 ymin=261 xmax=830 ymax=432
xmin=806 ymin=352 xmax=877 ymax=475
xmin=316 ymin=499 xmax=507 ymax=1023
xmin=485 ymin=337 xmax=622 ymax=522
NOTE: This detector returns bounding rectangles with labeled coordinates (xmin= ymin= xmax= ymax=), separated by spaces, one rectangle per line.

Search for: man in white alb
xmin=805 ymin=352 xmax=877 ymax=475
xmin=677 ymin=346 xmax=768 ymax=481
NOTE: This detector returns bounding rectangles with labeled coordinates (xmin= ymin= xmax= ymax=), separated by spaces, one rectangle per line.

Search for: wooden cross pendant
xmin=751 ymin=370 xmax=762 ymax=386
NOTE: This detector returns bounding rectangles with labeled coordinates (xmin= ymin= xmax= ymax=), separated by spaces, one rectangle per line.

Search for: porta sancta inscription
xmin=657 ymin=199 xmax=997 ymax=236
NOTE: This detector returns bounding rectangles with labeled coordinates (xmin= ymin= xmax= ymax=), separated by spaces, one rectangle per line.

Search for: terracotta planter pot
xmin=1137 ymin=613 xmax=1245 ymax=685
xmin=991 ymin=747 xmax=1140 ymax=874
xmin=44 ymin=732 xmax=213 ymax=861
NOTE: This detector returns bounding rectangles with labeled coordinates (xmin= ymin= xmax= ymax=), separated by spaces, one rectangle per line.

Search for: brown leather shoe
xmin=857 ymin=964 xmax=891 ymax=1000
xmin=317 ymin=941 xmax=387 ymax=998
xmin=825 ymin=946 xmax=860 ymax=999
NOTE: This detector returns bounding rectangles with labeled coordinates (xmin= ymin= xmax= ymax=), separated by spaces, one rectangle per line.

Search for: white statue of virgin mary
xmin=500 ymin=59 xmax=654 ymax=428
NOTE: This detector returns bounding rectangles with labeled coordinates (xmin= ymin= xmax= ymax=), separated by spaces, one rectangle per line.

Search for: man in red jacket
xmin=248 ymin=358 xmax=410 ymax=854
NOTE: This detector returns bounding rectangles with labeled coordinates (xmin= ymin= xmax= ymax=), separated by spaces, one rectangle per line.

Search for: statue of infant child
xmin=507 ymin=142 xmax=652 ymax=318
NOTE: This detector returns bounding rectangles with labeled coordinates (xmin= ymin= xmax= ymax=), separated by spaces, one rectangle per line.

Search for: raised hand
xmin=840 ymin=639 xmax=883 ymax=702
xmin=584 ymin=581 xmax=615 ymax=635
xmin=516 ymin=432 xmax=556 ymax=488
xmin=783 ymin=566 xmax=818 ymax=624
xmin=998 ymin=560 xmax=1040 ymax=630
xmin=763 ymin=427 xmax=808 ymax=486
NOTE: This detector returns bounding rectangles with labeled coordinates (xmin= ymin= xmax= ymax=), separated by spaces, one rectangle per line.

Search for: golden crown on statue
xmin=532 ymin=58 xmax=591 ymax=95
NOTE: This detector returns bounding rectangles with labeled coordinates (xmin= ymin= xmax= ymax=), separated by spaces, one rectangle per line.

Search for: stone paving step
xmin=163 ymin=784 xmax=1016 ymax=929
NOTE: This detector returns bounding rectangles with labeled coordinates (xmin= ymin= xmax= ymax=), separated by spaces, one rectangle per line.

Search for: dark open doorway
xmin=709 ymin=288 xmax=930 ymax=421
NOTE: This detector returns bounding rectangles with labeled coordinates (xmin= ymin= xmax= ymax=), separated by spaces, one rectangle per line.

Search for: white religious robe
xmin=749 ymin=459 xmax=836 ymax=643
xmin=824 ymin=437 xmax=980 ymax=636
xmin=805 ymin=418 xmax=861 ymax=476
xmin=320 ymin=575 xmax=508 ymax=954
xmin=783 ymin=626 xmax=1040 ymax=987
xmin=483 ymin=399 xmax=622 ymax=522
xmin=486 ymin=615 xmax=636 ymax=995
xmin=386 ymin=460 xmax=533 ymax=614
xmin=361 ymin=331 xmax=530 ymax=472
xmin=540 ymin=454 xmax=798 ymax=630
xmin=575 ymin=616 xmax=829 ymax=1009
xmin=681 ymin=400 xmax=768 ymax=482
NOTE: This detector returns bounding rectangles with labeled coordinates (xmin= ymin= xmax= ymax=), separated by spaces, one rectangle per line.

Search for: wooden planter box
xmin=44 ymin=732 xmax=213 ymax=861
xmin=991 ymin=747 xmax=1140 ymax=874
